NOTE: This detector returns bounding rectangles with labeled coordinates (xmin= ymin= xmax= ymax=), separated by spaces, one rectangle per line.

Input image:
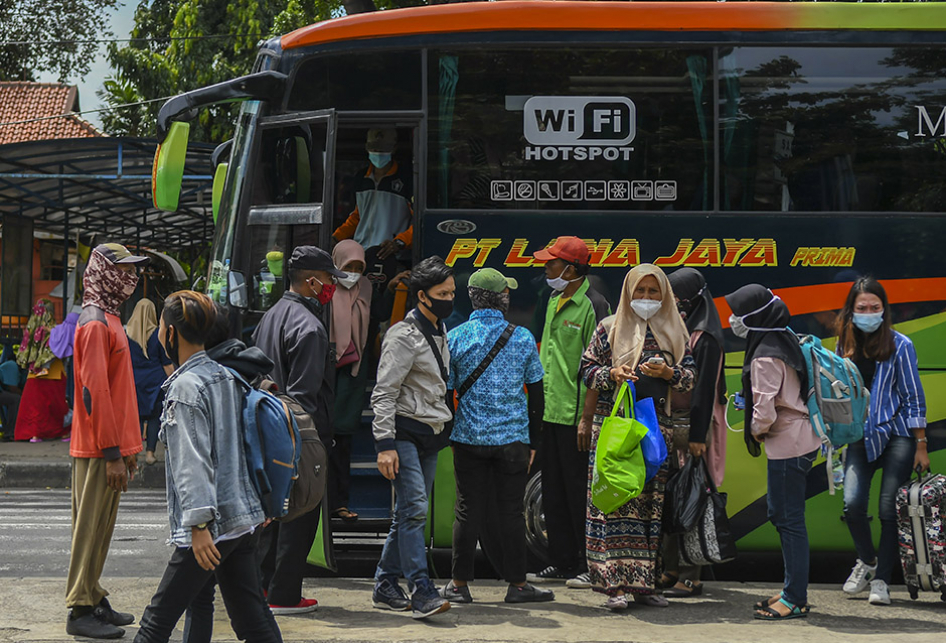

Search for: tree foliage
xmin=105 ymin=0 xmax=344 ymax=143
xmin=0 ymin=0 xmax=119 ymax=82
xmin=102 ymin=0 xmax=444 ymax=142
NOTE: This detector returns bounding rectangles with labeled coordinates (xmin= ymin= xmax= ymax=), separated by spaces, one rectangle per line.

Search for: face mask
xmin=496 ymin=293 xmax=510 ymax=315
xmin=676 ymin=300 xmax=689 ymax=320
xmin=422 ymin=294 xmax=454 ymax=320
xmin=164 ymin=326 xmax=180 ymax=368
xmin=630 ymin=298 xmax=662 ymax=321
xmin=730 ymin=294 xmax=783 ymax=338
xmin=368 ymin=152 xmax=392 ymax=169
xmin=546 ymin=266 xmax=580 ymax=292
xmin=729 ymin=314 xmax=749 ymax=339
xmin=853 ymin=311 xmax=884 ymax=334
xmin=337 ymin=272 xmax=361 ymax=290
xmin=308 ymin=277 xmax=336 ymax=305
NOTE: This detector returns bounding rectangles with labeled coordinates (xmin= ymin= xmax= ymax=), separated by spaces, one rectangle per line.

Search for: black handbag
xmin=679 ymin=458 xmax=737 ymax=566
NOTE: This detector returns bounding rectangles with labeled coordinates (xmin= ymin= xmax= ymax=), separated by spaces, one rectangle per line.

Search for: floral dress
xmin=580 ymin=323 xmax=696 ymax=596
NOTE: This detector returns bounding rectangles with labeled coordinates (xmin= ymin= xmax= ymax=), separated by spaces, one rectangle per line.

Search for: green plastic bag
xmin=305 ymin=501 xmax=337 ymax=572
xmin=592 ymin=381 xmax=649 ymax=514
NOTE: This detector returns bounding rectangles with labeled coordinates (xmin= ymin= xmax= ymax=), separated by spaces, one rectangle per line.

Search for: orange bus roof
xmin=281 ymin=1 xmax=946 ymax=50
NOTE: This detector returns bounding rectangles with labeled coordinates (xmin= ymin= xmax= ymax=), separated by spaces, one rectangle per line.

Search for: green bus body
xmin=168 ymin=2 xmax=946 ymax=557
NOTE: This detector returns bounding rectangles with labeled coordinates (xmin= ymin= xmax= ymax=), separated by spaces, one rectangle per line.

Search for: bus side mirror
xmin=212 ymin=163 xmax=228 ymax=224
xmin=152 ymin=121 xmax=190 ymax=212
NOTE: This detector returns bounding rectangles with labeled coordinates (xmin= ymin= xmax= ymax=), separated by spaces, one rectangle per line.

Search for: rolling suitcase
xmin=896 ymin=471 xmax=946 ymax=601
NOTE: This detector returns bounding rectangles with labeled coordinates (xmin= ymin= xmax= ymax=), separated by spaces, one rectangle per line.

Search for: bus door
xmin=331 ymin=116 xmax=420 ymax=295
xmin=235 ymin=109 xmax=336 ymax=323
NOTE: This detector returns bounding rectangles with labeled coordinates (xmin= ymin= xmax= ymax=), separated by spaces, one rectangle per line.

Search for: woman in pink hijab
xmin=330 ymin=240 xmax=372 ymax=521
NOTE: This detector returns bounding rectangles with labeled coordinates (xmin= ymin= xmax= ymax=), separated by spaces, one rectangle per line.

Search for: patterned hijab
xmin=126 ymin=299 xmax=158 ymax=358
xmin=82 ymin=249 xmax=139 ymax=316
xmin=609 ymin=263 xmax=690 ymax=371
xmin=17 ymin=299 xmax=56 ymax=375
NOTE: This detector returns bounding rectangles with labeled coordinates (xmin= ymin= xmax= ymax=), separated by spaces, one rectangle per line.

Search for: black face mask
xmin=422 ymin=293 xmax=454 ymax=320
xmin=164 ymin=326 xmax=180 ymax=368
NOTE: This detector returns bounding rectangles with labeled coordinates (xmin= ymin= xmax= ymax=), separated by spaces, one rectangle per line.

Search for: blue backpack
xmin=228 ymin=369 xmax=301 ymax=519
xmin=797 ymin=334 xmax=869 ymax=494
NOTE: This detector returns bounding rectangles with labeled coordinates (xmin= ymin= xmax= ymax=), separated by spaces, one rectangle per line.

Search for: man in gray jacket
xmin=371 ymin=256 xmax=455 ymax=620
xmin=252 ymin=246 xmax=345 ymax=615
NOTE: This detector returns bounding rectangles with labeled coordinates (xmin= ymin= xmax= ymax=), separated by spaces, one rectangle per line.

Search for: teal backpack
xmin=797 ymin=334 xmax=870 ymax=494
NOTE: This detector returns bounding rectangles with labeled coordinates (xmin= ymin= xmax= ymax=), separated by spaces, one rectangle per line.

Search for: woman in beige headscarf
xmin=126 ymin=299 xmax=173 ymax=464
xmin=329 ymin=240 xmax=373 ymax=521
xmin=579 ymin=264 xmax=696 ymax=610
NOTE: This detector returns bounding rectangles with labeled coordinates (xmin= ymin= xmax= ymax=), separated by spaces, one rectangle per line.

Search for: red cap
xmin=533 ymin=236 xmax=590 ymax=265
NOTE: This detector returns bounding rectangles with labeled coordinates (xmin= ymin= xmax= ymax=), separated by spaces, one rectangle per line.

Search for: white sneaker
xmin=868 ymin=579 xmax=891 ymax=605
xmin=843 ymin=559 xmax=877 ymax=595
xmin=566 ymin=573 xmax=592 ymax=589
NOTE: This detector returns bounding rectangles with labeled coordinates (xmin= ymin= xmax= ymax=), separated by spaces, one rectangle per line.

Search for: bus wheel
xmin=523 ymin=471 xmax=550 ymax=569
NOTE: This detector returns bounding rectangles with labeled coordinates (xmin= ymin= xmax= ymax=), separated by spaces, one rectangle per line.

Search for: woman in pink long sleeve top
xmin=725 ymin=284 xmax=815 ymax=622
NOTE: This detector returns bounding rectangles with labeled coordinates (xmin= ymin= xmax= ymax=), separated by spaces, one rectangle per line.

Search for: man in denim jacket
xmin=133 ymin=291 xmax=280 ymax=643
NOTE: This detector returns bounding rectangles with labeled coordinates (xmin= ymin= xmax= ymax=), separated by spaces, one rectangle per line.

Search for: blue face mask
xmin=368 ymin=152 xmax=392 ymax=169
xmin=853 ymin=312 xmax=884 ymax=334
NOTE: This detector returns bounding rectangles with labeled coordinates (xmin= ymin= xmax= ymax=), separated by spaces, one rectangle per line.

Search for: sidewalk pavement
xmin=0 ymin=439 xmax=165 ymax=488
xmin=1 ymin=578 xmax=944 ymax=643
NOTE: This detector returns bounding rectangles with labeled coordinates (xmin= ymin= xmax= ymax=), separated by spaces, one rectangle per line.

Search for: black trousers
xmin=452 ymin=441 xmax=530 ymax=584
xmin=541 ymin=422 xmax=589 ymax=574
xmin=0 ymin=389 xmax=20 ymax=437
xmin=134 ymin=531 xmax=280 ymax=643
xmin=259 ymin=508 xmax=320 ymax=606
xmin=328 ymin=434 xmax=353 ymax=510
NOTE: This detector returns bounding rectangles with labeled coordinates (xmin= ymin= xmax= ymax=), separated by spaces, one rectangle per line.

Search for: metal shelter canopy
xmin=0 ymin=137 xmax=214 ymax=250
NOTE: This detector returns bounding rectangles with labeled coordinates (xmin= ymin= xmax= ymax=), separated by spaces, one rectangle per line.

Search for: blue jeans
xmin=767 ymin=450 xmax=817 ymax=607
xmin=843 ymin=436 xmax=916 ymax=583
xmin=375 ymin=439 xmax=439 ymax=589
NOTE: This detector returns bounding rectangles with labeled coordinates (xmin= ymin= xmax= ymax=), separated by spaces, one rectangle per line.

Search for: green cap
xmin=468 ymin=267 xmax=518 ymax=293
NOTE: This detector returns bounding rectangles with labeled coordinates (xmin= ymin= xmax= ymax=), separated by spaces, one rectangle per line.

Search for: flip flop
xmin=754 ymin=598 xmax=809 ymax=621
xmin=332 ymin=508 xmax=359 ymax=522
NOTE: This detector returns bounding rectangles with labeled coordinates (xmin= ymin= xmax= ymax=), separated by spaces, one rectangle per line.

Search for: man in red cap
xmin=528 ymin=236 xmax=610 ymax=588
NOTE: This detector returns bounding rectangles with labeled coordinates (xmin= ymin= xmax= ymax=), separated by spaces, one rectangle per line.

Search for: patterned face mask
xmin=82 ymin=250 xmax=139 ymax=315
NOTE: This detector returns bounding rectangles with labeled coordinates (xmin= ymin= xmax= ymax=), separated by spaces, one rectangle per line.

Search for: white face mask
xmin=730 ymin=294 xmax=783 ymax=338
xmin=729 ymin=314 xmax=750 ymax=338
xmin=546 ymin=266 xmax=580 ymax=292
xmin=630 ymin=298 xmax=662 ymax=321
xmin=337 ymin=271 xmax=362 ymax=290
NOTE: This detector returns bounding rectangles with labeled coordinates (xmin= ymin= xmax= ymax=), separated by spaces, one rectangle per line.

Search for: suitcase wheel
xmin=909 ymin=586 xmax=919 ymax=601
xmin=941 ymin=591 xmax=946 ymax=603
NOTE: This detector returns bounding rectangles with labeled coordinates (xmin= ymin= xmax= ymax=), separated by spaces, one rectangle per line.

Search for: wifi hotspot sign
xmin=522 ymin=96 xmax=636 ymax=161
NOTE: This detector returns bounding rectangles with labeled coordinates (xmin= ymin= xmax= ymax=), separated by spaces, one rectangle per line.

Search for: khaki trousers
xmin=65 ymin=458 xmax=122 ymax=608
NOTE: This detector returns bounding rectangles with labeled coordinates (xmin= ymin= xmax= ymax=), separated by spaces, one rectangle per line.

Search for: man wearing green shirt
xmin=527 ymin=236 xmax=610 ymax=588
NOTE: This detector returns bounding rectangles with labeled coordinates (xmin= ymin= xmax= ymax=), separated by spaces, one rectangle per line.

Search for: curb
xmin=0 ymin=460 xmax=166 ymax=489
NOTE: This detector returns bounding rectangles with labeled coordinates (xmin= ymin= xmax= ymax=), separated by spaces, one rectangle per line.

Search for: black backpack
xmin=259 ymin=379 xmax=327 ymax=522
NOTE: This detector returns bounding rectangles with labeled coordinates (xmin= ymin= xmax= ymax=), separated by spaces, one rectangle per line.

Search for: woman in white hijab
xmin=579 ymin=264 xmax=696 ymax=610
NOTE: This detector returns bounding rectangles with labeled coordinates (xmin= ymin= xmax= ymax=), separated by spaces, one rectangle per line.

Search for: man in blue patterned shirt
xmin=440 ymin=267 xmax=554 ymax=605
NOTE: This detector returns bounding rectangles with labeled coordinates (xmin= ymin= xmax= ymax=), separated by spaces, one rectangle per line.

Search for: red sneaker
xmin=269 ymin=598 xmax=318 ymax=615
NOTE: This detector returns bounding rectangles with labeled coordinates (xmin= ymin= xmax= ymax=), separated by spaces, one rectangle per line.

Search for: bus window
xmin=428 ymin=48 xmax=714 ymax=211
xmin=720 ymin=46 xmax=946 ymax=213
xmin=287 ymin=51 xmax=422 ymax=112
xmin=249 ymin=121 xmax=328 ymax=209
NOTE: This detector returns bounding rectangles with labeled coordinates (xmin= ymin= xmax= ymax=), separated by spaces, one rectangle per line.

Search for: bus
xmin=152 ymin=1 xmax=946 ymax=569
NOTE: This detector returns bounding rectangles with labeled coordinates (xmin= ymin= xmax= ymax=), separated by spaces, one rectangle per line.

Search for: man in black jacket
xmin=252 ymin=246 xmax=345 ymax=615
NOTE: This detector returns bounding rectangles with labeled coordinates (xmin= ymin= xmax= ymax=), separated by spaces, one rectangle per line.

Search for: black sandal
xmin=664 ymin=579 xmax=703 ymax=598
xmin=752 ymin=593 xmax=782 ymax=610
xmin=658 ymin=572 xmax=679 ymax=590
xmin=754 ymin=598 xmax=810 ymax=621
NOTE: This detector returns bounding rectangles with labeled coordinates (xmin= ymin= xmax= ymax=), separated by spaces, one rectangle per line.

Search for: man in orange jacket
xmin=66 ymin=243 xmax=149 ymax=639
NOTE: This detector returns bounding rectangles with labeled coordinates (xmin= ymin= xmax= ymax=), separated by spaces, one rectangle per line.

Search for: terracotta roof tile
xmin=0 ymin=82 xmax=103 ymax=145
